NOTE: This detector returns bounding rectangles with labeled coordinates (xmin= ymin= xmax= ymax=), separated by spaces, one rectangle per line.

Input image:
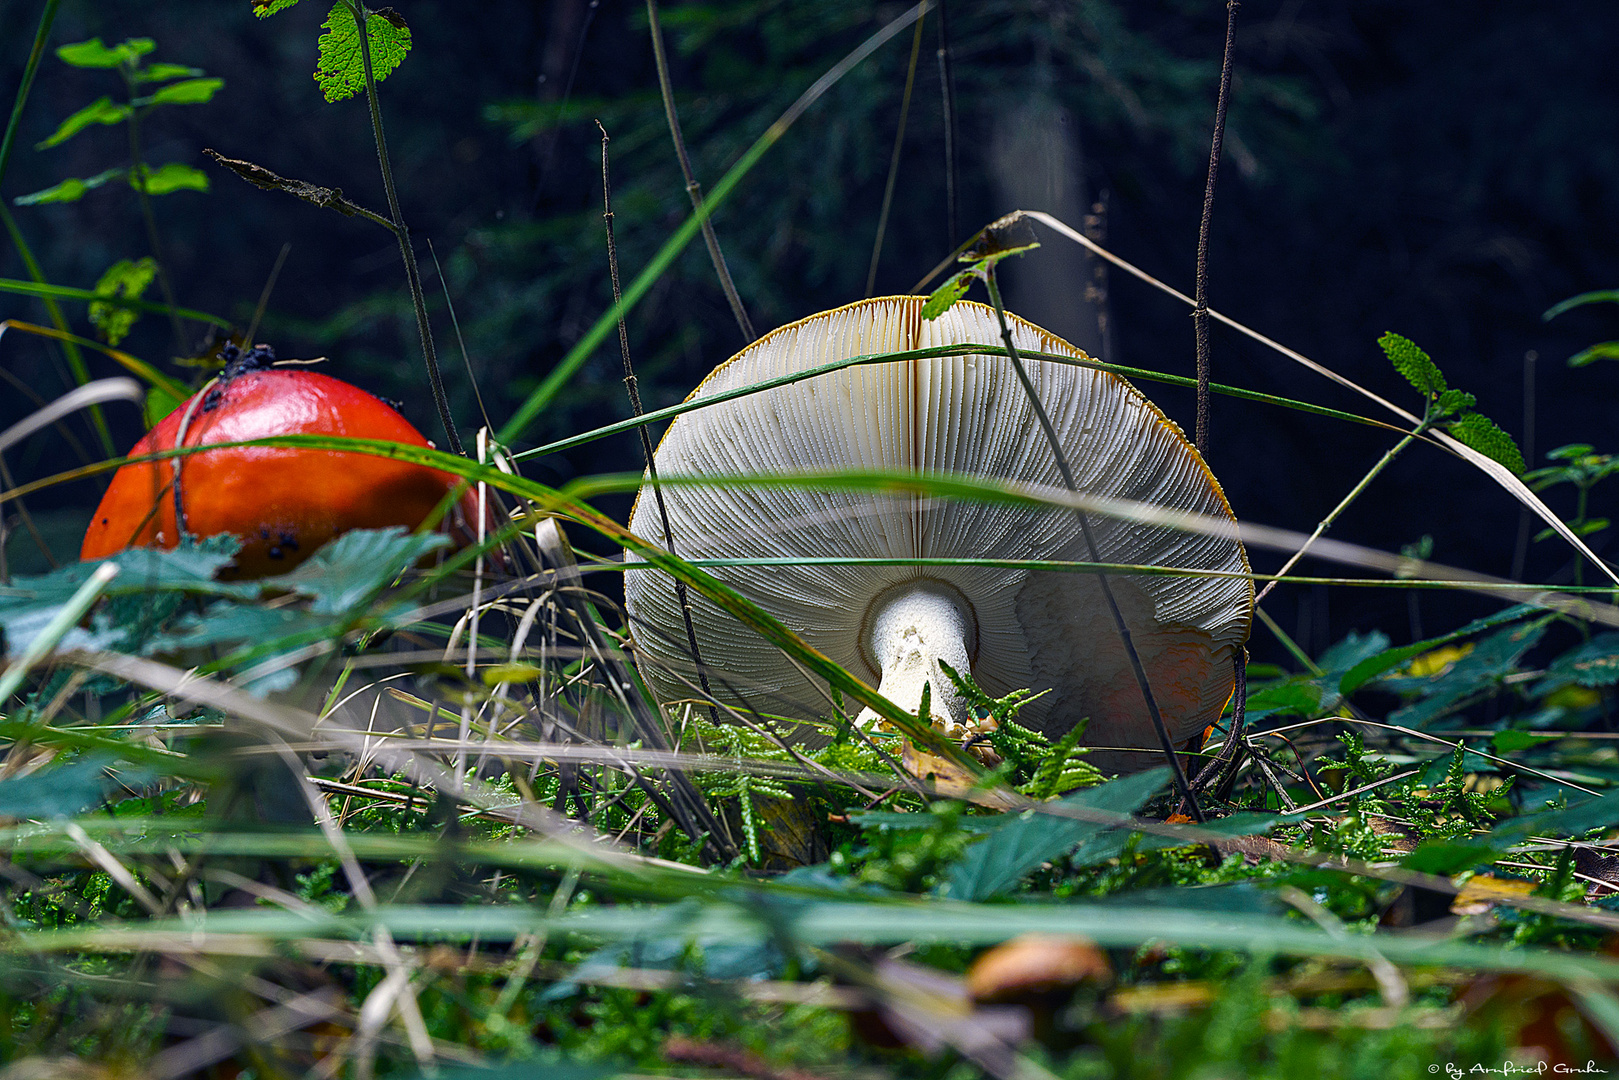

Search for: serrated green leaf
xmin=89 ymin=258 xmax=159 ymax=346
xmin=140 ymin=77 xmax=224 ymax=106
xmin=1448 ymin=412 xmax=1526 ymax=475
xmin=1568 ymin=341 xmax=1619 ymax=368
xmin=136 ymin=63 xmax=204 ymax=83
xmin=314 ymin=3 xmax=413 ymax=104
xmin=252 ymin=0 xmax=305 ymax=16
xmin=1536 ymin=633 xmax=1619 ymax=695
xmin=1491 ymin=729 xmax=1562 ymax=754
xmin=1378 ymin=331 xmax=1446 ymax=398
xmin=1389 ymin=620 xmax=1548 ymax=729
xmin=920 ymin=271 xmax=973 ymax=321
xmin=264 ymin=527 xmax=448 ymax=614
xmin=142 ymin=600 xmax=340 ymax=655
xmin=12 ymin=167 xmax=127 ymax=206
xmin=1434 ymin=388 xmax=1476 ymax=416
xmin=132 ymin=162 xmax=209 ymax=196
xmin=35 ymin=97 xmax=132 ymax=149
xmin=946 ymin=769 xmax=1167 ymax=901
xmin=55 ymin=38 xmax=154 ymax=69
xmin=1339 ymin=605 xmax=1538 ymax=696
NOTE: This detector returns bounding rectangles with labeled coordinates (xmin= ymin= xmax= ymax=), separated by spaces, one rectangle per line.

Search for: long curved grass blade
xmin=496 ymin=0 xmax=933 ymax=445
xmin=0 ymin=320 xmax=189 ymax=398
xmin=1020 ymin=208 xmax=1619 ymax=587
xmin=0 ymin=377 xmax=142 ymax=456
xmin=516 ymin=342 xmax=1396 ymax=462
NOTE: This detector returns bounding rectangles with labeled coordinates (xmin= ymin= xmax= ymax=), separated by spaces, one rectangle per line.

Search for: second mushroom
xmin=624 ymin=296 xmax=1252 ymax=771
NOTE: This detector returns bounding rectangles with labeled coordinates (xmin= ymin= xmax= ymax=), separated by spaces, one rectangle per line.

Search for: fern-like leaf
xmin=1379 ymin=331 xmax=1446 ymax=398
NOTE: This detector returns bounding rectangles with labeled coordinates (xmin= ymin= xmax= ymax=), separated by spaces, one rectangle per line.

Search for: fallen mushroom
xmin=81 ymin=344 xmax=491 ymax=578
xmin=967 ymin=934 xmax=1113 ymax=1003
xmin=623 ymin=297 xmax=1252 ymax=770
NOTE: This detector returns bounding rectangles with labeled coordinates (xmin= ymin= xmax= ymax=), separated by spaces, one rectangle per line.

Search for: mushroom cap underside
xmin=623 ymin=296 xmax=1253 ymax=771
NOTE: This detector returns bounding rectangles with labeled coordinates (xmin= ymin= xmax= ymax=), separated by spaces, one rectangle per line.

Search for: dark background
xmin=3 ymin=0 xmax=1617 ymax=669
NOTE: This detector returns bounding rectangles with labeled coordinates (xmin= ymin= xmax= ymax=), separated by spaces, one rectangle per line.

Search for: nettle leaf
xmin=1448 ymin=412 xmax=1526 ymax=476
xmin=314 ymin=3 xmax=413 ymax=104
xmin=35 ymin=97 xmax=132 ymax=149
xmin=1339 ymin=604 xmax=1537 ymax=696
xmin=140 ymin=77 xmax=224 ymax=106
xmin=137 ymin=62 xmax=204 ymax=83
xmin=1389 ymin=619 xmax=1549 ymax=729
xmin=1378 ymin=331 xmax=1445 ymax=398
xmin=89 ymin=257 xmax=158 ymax=346
xmin=252 ymin=0 xmax=305 ymax=16
xmin=946 ymin=768 xmax=1168 ymax=901
xmin=1568 ymin=341 xmax=1619 ymax=368
xmin=55 ymin=37 xmax=155 ymax=69
xmin=1434 ymin=388 xmax=1476 ymax=416
xmin=12 ymin=166 xmax=126 ymax=206
xmin=132 ymin=162 xmax=210 ymax=196
xmin=921 ymin=271 xmax=974 ymax=321
xmin=265 ymin=527 xmax=448 ymax=614
xmin=143 ymin=600 xmax=341 ymax=655
xmin=1536 ymin=633 xmax=1619 ymax=694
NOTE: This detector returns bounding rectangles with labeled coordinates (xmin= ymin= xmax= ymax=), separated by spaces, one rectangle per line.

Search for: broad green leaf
xmin=315 ymin=3 xmax=413 ymax=104
xmin=920 ymin=270 xmax=973 ymax=321
xmin=1243 ymin=678 xmax=1329 ymax=721
xmin=1378 ymin=330 xmax=1445 ymax=398
xmin=1447 ymin=412 xmax=1526 ymax=476
xmin=945 ymin=769 xmax=1168 ymax=901
xmin=143 ymin=384 xmax=184 ymax=428
xmin=1402 ymin=840 xmax=1500 ymax=875
xmin=1491 ymin=729 xmax=1562 ymax=754
xmin=136 ymin=63 xmax=204 ymax=83
xmin=264 ymin=527 xmax=448 ymax=614
xmin=1569 ymin=341 xmax=1619 ymax=368
xmin=132 ymin=162 xmax=209 ymax=196
xmin=12 ymin=167 xmax=126 ymax=206
xmin=1339 ymin=604 xmax=1537 ymax=695
xmin=1536 ymin=632 xmax=1619 ymax=694
xmin=139 ymin=76 xmax=224 ymax=106
xmin=89 ymin=257 xmax=159 ymax=346
xmin=0 ymin=754 xmax=120 ymax=820
xmin=34 ymin=97 xmax=132 ymax=149
xmin=1434 ymin=388 xmax=1476 ymax=416
xmin=1544 ymin=289 xmax=1619 ymax=321
xmin=141 ymin=600 xmax=340 ymax=656
xmin=252 ymin=0 xmax=305 ymax=16
xmin=55 ymin=38 xmax=154 ymax=69
xmin=1388 ymin=619 xmax=1549 ymax=729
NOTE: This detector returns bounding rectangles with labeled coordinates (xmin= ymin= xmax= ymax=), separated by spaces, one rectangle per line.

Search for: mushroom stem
xmin=854 ymin=583 xmax=976 ymax=734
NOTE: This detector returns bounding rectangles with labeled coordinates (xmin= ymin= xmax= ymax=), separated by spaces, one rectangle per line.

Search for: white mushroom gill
xmin=623 ymin=296 xmax=1253 ymax=773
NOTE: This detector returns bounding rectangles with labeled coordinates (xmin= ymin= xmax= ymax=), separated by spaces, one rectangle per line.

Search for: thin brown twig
xmin=646 ymin=0 xmax=755 ymax=342
xmin=865 ymin=12 xmax=926 ymax=297
xmin=980 ymin=259 xmax=1203 ymax=821
xmin=1193 ymin=0 xmax=1240 ymax=456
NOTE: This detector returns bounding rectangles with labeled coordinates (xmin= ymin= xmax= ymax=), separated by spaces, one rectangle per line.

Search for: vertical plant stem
xmin=1 ymin=0 xmax=112 ymax=457
xmin=982 ymin=264 xmax=1203 ymax=821
xmin=1511 ymin=350 xmax=1537 ymax=581
xmin=1253 ymin=424 xmax=1427 ymax=605
xmin=935 ymin=0 xmax=957 ymax=248
xmin=599 ymin=122 xmax=720 ymax=726
xmin=865 ymin=12 xmax=926 ymax=298
xmin=646 ymin=0 xmax=755 ymax=343
xmin=345 ymin=0 xmax=464 ymax=457
xmin=123 ymin=89 xmax=187 ymax=354
xmin=1193 ymin=0 xmax=1240 ymax=456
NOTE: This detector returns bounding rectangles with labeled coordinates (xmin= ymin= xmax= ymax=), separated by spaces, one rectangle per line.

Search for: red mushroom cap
xmin=80 ymin=369 xmax=490 ymax=578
